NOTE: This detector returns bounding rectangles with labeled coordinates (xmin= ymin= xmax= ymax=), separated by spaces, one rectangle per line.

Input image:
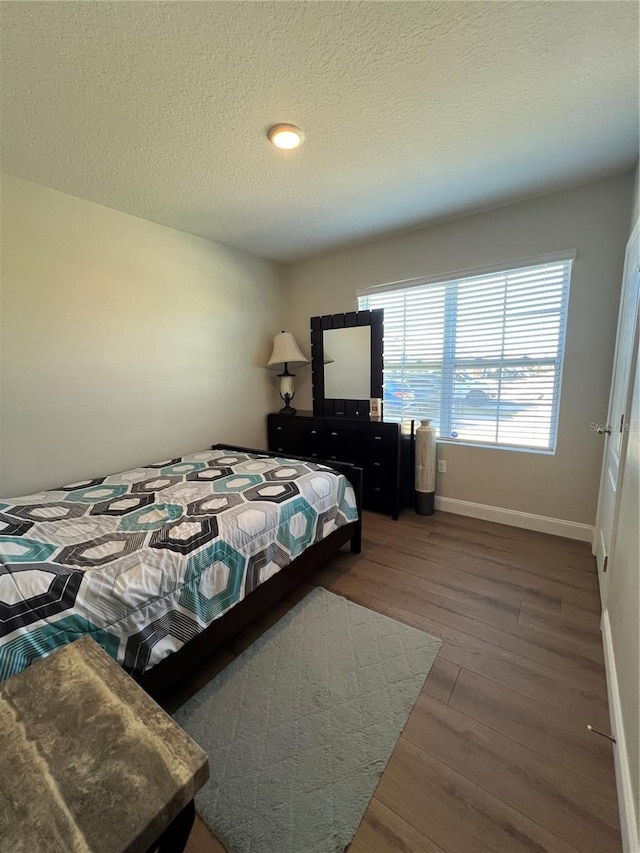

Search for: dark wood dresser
xmin=267 ymin=411 xmax=414 ymax=519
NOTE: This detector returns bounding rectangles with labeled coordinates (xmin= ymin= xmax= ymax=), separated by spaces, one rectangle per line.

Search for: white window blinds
xmin=357 ymin=254 xmax=574 ymax=452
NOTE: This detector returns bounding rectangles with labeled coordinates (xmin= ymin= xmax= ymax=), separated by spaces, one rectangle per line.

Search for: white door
xmin=594 ymin=221 xmax=640 ymax=602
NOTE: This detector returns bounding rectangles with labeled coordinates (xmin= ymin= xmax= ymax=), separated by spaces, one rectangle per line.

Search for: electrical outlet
xmin=437 ymin=460 xmax=447 ymax=474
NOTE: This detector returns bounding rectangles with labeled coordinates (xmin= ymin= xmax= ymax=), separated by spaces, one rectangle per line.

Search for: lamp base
xmin=278 ymin=389 xmax=296 ymax=416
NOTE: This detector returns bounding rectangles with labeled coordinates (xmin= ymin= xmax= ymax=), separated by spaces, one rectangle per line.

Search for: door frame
xmin=593 ymin=217 xmax=640 ymax=604
xmin=599 ymin=316 xmax=640 ymax=853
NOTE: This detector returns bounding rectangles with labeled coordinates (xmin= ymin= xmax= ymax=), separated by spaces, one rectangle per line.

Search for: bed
xmin=0 ymin=444 xmax=362 ymax=694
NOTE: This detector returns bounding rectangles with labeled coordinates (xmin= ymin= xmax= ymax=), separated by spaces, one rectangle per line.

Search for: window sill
xmin=435 ymin=438 xmax=556 ymax=456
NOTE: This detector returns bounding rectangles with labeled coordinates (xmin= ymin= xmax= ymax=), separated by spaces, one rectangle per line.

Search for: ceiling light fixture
xmin=267 ymin=124 xmax=304 ymax=150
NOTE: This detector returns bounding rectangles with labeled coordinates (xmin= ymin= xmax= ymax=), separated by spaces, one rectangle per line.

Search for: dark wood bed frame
xmin=137 ymin=444 xmax=362 ymax=698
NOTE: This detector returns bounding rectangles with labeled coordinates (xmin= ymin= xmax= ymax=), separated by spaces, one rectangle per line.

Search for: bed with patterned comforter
xmin=0 ymin=448 xmax=358 ymax=681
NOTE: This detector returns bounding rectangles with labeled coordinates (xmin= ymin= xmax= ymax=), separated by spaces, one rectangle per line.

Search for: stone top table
xmin=0 ymin=636 xmax=209 ymax=853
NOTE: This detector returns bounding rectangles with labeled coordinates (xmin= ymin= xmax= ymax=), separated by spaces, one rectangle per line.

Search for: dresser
xmin=267 ymin=411 xmax=414 ymax=519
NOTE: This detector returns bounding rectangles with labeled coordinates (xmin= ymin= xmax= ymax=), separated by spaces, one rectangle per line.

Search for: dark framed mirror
xmin=310 ymin=310 xmax=384 ymax=417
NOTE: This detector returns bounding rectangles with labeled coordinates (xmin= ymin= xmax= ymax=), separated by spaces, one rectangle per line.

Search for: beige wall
xmin=0 ymin=175 xmax=283 ymax=496
xmin=284 ymin=173 xmax=634 ymax=524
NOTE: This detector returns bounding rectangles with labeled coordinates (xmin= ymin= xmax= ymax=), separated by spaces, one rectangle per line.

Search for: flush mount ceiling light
xmin=267 ymin=124 xmax=304 ymax=150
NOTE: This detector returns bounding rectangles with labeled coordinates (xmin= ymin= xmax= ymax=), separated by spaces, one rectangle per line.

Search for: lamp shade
xmin=266 ymin=331 xmax=309 ymax=369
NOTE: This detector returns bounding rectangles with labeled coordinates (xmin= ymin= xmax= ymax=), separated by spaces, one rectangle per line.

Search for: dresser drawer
xmin=271 ymin=418 xmax=307 ymax=440
xmin=363 ymin=458 xmax=396 ymax=501
xmin=366 ymin=424 xmax=397 ymax=455
xmin=323 ymin=422 xmax=362 ymax=461
xmin=271 ymin=440 xmax=306 ymax=457
xmin=363 ymin=479 xmax=394 ymax=514
xmin=364 ymin=458 xmax=395 ymax=484
xmin=269 ymin=416 xmax=321 ymax=458
xmin=367 ymin=424 xmax=394 ymax=443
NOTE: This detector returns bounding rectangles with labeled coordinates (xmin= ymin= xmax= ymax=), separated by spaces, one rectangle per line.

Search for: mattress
xmin=0 ymin=449 xmax=358 ymax=681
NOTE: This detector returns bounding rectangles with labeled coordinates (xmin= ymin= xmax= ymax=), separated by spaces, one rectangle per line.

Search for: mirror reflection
xmin=324 ymin=326 xmax=371 ymax=399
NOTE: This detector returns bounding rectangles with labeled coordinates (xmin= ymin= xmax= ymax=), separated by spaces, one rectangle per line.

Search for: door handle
xmin=596 ymin=426 xmax=612 ymax=435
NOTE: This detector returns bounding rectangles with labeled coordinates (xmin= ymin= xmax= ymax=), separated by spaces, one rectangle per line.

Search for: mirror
xmin=310 ymin=310 xmax=384 ymax=417
xmin=324 ymin=326 xmax=371 ymax=399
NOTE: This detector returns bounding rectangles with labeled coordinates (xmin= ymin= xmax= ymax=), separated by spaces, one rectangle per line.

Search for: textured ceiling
xmin=1 ymin=1 xmax=638 ymax=262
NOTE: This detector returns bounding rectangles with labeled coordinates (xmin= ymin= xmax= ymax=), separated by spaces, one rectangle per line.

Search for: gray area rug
xmin=174 ymin=587 xmax=441 ymax=853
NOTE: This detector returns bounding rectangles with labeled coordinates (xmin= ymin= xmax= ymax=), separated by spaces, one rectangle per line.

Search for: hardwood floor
xmin=171 ymin=510 xmax=620 ymax=853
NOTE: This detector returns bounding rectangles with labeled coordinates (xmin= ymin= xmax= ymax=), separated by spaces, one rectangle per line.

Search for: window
xmin=357 ymin=253 xmax=574 ymax=452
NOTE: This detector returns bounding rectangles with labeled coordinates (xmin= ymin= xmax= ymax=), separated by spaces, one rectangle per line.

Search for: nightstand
xmin=0 ymin=637 xmax=209 ymax=853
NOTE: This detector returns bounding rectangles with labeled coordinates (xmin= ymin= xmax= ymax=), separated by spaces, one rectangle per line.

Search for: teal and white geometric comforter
xmin=0 ymin=449 xmax=358 ymax=681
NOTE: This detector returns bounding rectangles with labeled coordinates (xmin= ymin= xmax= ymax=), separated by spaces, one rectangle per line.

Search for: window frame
xmin=357 ymin=250 xmax=576 ymax=454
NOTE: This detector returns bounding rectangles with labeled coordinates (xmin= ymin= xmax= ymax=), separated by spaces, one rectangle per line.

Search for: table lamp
xmin=266 ymin=331 xmax=309 ymax=415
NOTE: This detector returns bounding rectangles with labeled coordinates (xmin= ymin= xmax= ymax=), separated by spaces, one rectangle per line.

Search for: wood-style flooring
xmin=169 ymin=510 xmax=620 ymax=853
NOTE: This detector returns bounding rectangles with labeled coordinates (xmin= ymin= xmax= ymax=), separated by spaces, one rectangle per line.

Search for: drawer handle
xmin=373 ymin=435 xmax=382 ymax=441
xmin=330 ymin=455 xmax=337 ymax=460
xmin=276 ymin=426 xmax=282 ymax=431
xmin=372 ymin=462 xmax=381 ymax=467
xmin=310 ymin=430 xmax=317 ymax=435
xmin=330 ymin=431 xmax=338 ymax=437
xmin=373 ymin=486 xmax=381 ymax=493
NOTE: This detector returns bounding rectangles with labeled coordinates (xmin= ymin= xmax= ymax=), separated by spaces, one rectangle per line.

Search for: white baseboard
xmin=601 ymin=610 xmax=639 ymax=853
xmin=434 ymin=496 xmax=594 ymax=542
